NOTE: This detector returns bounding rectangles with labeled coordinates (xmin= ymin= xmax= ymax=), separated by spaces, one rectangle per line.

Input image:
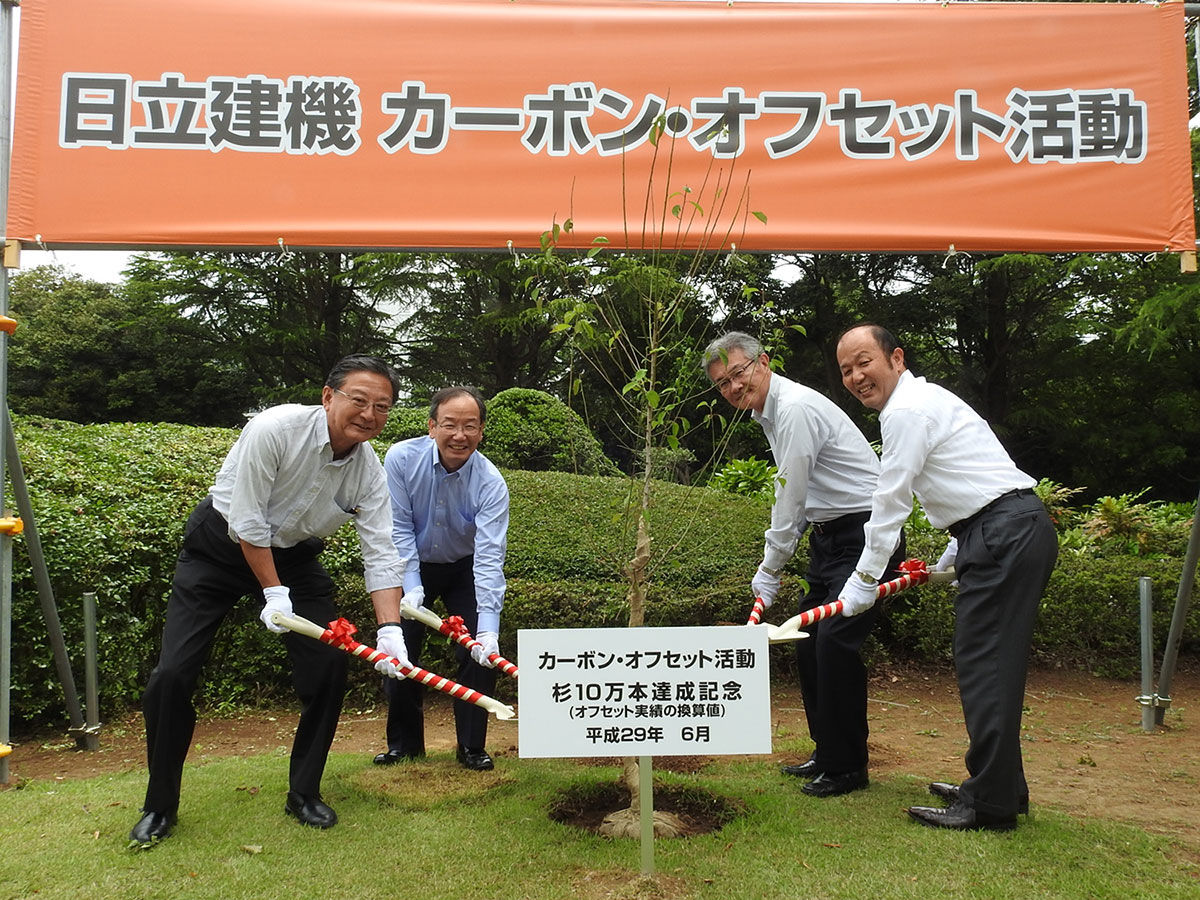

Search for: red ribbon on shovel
xmin=750 ymin=558 xmax=955 ymax=636
xmin=400 ymin=605 xmax=519 ymax=678
xmin=269 ymin=611 xmax=515 ymax=720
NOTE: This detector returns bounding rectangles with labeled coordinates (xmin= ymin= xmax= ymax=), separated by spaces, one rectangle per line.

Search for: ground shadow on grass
xmin=346 ymin=754 xmax=516 ymax=809
xmin=548 ymin=777 xmax=745 ymax=837
xmin=345 ymin=751 xmax=741 ymax=839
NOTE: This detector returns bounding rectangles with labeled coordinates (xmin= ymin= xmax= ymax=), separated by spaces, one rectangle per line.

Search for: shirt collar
xmin=751 ymin=371 xmax=780 ymax=426
xmin=426 ymin=434 xmax=475 ymax=477
xmin=881 ymin=369 xmax=916 ymax=413
xmin=312 ymin=405 xmax=362 ymax=464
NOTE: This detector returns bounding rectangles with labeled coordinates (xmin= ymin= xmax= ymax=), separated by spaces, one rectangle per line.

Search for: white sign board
xmin=517 ymin=625 xmax=772 ymax=758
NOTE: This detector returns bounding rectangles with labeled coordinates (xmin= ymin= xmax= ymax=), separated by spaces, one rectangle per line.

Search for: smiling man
xmin=376 ymin=386 xmax=510 ymax=772
xmin=131 ymin=355 xmax=409 ymax=846
xmin=703 ymin=332 xmax=904 ymax=798
xmin=834 ymin=324 xmax=1057 ymax=832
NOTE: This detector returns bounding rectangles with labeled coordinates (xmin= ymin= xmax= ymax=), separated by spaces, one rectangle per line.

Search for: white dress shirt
xmin=753 ymin=372 xmax=880 ymax=571
xmin=209 ymin=404 xmax=405 ymax=593
xmin=384 ymin=436 xmax=510 ymax=635
xmin=856 ymin=371 xmax=1035 ymax=577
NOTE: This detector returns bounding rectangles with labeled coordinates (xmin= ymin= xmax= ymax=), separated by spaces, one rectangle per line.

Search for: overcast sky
xmin=16 ymin=249 xmax=136 ymax=282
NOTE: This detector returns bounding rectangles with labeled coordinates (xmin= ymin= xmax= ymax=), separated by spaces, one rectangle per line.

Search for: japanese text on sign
xmin=518 ymin=626 xmax=772 ymax=758
xmin=62 ymin=73 xmax=1147 ymax=165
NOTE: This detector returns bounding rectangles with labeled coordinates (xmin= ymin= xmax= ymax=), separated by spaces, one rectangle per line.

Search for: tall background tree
xmin=9 ymin=265 xmax=256 ymax=425
xmin=123 ymin=249 xmax=417 ymax=406
xmin=736 ymin=249 xmax=1200 ymax=502
xmin=19 ymin=244 xmax=1200 ymax=502
xmin=393 ymin=252 xmax=576 ymax=399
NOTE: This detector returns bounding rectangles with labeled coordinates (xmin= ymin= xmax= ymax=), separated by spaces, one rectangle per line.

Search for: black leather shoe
xmin=780 ymin=757 xmax=820 ymax=778
xmin=285 ymin=791 xmax=338 ymax=829
xmin=456 ymin=746 xmax=494 ymax=771
xmin=129 ymin=810 xmax=174 ymax=845
xmin=928 ymin=781 xmax=959 ymax=802
xmin=929 ymin=782 xmax=1029 ymax=815
xmin=373 ymin=749 xmax=424 ymax=766
xmin=908 ymin=799 xmax=1017 ymax=832
xmin=801 ymin=768 xmax=868 ymax=797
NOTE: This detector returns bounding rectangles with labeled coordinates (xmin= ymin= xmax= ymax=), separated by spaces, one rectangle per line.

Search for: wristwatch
xmin=759 ymin=564 xmax=782 ymax=577
xmin=853 ymin=569 xmax=878 ymax=585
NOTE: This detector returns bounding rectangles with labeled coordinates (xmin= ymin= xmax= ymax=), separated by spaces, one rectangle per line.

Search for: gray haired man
xmin=704 ymin=332 xmax=904 ymax=797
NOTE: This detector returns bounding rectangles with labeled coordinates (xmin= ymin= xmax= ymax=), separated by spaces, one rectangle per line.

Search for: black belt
xmin=948 ymin=488 xmax=1035 ymax=538
xmin=811 ymin=510 xmax=871 ymax=535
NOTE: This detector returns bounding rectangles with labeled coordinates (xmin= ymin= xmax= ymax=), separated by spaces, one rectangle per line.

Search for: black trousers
xmin=141 ymin=497 xmax=347 ymax=814
xmin=794 ymin=511 xmax=906 ymax=774
xmin=952 ymin=491 xmax=1057 ymax=818
xmin=381 ymin=555 xmax=498 ymax=754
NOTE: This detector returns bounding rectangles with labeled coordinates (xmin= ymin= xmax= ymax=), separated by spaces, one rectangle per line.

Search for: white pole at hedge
xmin=81 ymin=593 xmax=100 ymax=751
xmin=1138 ymin=577 xmax=1155 ymax=733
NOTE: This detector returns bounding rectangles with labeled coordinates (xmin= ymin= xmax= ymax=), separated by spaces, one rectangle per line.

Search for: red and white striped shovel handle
xmin=745 ymin=596 xmax=766 ymax=626
xmin=776 ymin=559 xmax=954 ymax=631
xmin=745 ymin=596 xmax=807 ymax=643
xmin=438 ymin=613 xmax=519 ymax=678
xmin=877 ymin=567 xmax=931 ymax=598
xmin=400 ymin=604 xmax=519 ymax=678
xmin=792 ymin=598 xmax=844 ymax=629
xmin=270 ymin=612 xmax=516 ymax=720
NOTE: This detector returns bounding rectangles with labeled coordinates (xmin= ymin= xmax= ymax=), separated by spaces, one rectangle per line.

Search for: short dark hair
xmin=838 ymin=323 xmax=900 ymax=356
xmin=429 ymin=386 xmax=487 ymax=424
xmin=325 ymin=355 xmax=400 ymax=403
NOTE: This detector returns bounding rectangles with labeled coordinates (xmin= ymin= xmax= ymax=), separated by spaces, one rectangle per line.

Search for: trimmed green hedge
xmin=5 ymin=418 xmax=760 ymax=725
xmin=880 ymin=553 xmax=1195 ymax=678
xmin=479 ymin=388 xmax=619 ymax=476
xmin=376 ymin=388 xmax=618 ymax=476
xmin=5 ymin=416 xmax=1198 ymax=728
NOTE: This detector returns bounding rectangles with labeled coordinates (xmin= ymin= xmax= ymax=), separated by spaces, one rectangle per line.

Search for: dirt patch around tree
xmin=4 ymin=665 xmax=1197 ymax=861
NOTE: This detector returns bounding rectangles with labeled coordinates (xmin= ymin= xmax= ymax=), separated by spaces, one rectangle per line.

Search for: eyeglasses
xmin=712 ymin=358 xmax=758 ymax=392
xmin=435 ymin=422 xmax=482 ymax=436
xmin=333 ymin=388 xmax=392 ymax=416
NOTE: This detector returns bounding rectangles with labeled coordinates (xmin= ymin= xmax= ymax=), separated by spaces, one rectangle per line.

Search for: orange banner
xmin=5 ymin=0 xmax=1195 ymax=252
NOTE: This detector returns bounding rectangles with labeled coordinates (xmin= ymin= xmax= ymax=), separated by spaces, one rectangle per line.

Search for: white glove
xmin=751 ymin=565 xmax=781 ymax=609
xmin=401 ymin=585 xmax=425 ymax=610
xmin=374 ymin=624 xmax=410 ymax=678
xmin=470 ymin=631 xmax=500 ymax=668
xmin=838 ymin=573 xmax=878 ymax=617
xmin=259 ymin=585 xmax=292 ymax=633
xmin=934 ymin=537 xmax=958 ymax=572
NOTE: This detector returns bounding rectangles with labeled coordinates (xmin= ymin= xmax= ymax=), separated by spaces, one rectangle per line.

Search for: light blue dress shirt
xmin=383 ymin=436 xmax=510 ymax=634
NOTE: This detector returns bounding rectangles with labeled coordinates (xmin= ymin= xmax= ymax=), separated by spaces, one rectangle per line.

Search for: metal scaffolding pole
xmin=1 ymin=0 xmax=89 ymax=783
xmin=0 ymin=0 xmax=17 ymax=786
xmin=5 ymin=406 xmax=86 ymax=737
xmin=1155 ymin=485 xmax=1200 ymax=726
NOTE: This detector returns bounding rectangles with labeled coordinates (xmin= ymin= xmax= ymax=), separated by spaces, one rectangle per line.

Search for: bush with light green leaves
xmin=707 ymin=456 xmax=777 ymax=501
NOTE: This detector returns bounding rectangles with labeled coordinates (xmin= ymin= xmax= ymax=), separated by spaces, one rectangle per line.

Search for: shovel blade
xmin=765 ymin=622 xmax=809 ymax=643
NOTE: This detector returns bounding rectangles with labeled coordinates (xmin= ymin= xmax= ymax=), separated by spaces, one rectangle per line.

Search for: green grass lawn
xmin=1 ymin=750 xmax=1195 ymax=900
